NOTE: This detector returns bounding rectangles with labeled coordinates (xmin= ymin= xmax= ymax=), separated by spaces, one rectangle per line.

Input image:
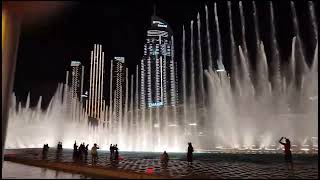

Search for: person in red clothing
xmin=279 ymin=137 xmax=293 ymax=170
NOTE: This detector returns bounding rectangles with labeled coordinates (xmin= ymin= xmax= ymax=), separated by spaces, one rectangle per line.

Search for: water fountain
xmin=5 ymin=1 xmax=318 ymax=152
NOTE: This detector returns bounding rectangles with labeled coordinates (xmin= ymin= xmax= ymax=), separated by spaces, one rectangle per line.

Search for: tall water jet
xmin=228 ymin=1 xmax=240 ymax=96
xmin=214 ymin=3 xmax=225 ymax=71
xmin=108 ymin=60 xmax=113 ymax=144
xmin=170 ymin=35 xmax=178 ymax=149
xmin=124 ymin=68 xmax=129 ymax=147
xmin=308 ymin=1 xmax=318 ymax=47
xmin=253 ymin=2 xmax=268 ymax=97
xmin=252 ymin=2 xmax=260 ymax=47
xmin=269 ymin=1 xmax=281 ymax=96
xmin=135 ymin=65 xmax=139 ymax=150
xmin=197 ymin=12 xmax=205 ymax=108
xmin=238 ymin=1 xmax=251 ymax=80
xmin=311 ymin=43 xmax=318 ymax=73
xmin=290 ymin=1 xmax=308 ymax=81
xmin=205 ymin=5 xmax=213 ymax=70
xmin=181 ymin=25 xmax=188 ymax=137
xmin=129 ymin=74 xmax=134 ymax=150
xmin=118 ymin=69 xmax=123 ymax=145
xmin=189 ymin=20 xmax=197 ymax=143
xmin=238 ymin=46 xmax=252 ymax=96
xmin=155 ymin=53 xmax=161 ymax=149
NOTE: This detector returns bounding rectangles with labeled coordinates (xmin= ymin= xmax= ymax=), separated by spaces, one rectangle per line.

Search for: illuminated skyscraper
xmin=86 ymin=44 xmax=105 ymax=120
xmin=111 ymin=57 xmax=126 ymax=122
xmin=70 ymin=61 xmax=83 ymax=100
xmin=140 ymin=15 xmax=178 ymax=109
xmin=70 ymin=61 xmax=84 ymax=121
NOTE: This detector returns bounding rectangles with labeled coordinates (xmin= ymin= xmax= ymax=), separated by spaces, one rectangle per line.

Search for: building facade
xmin=140 ymin=15 xmax=178 ymax=109
xmin=85 ymin=44 xmax=106 ymax=120
xmin=70 ymin=61 xmax=83 ymax=101
xmin=112 ymin=57 xmax=126 ymax=122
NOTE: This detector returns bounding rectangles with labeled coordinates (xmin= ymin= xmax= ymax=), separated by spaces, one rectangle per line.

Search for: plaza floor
xmin=4 ymin=149 xmax=318 ymax=179
xmin=2 ymin=161 xmax=99 ymax=179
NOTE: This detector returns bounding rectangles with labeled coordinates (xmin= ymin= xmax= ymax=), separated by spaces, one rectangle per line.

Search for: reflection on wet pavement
xmin=2 ymin=161 xmax=95 ymax=179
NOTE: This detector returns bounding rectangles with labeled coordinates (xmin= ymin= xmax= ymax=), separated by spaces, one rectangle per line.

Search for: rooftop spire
xmin=153 ymin=4 xmax=156 ymax=16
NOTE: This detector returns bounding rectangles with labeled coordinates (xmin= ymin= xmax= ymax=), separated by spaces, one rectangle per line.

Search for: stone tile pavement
xmin=4 ymin=149 xmax=318 ymax=179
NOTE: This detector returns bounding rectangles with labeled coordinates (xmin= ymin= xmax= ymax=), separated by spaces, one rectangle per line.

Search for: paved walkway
xmin=4 ymin=149 xmax=318 ymax=179
xmin=2 ymin=161 xmax=96 ymax=179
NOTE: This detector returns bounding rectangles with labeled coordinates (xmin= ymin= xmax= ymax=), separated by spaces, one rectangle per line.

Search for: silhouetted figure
xmin=42 ymin=144 xmax=49 ymax=154
xmin=279 ymin=137 xmax=293 ymax=170
xmin=160 ymin=151 xmax=169 ymax=166
xmin=73 ymin=141 xmax=78 ymax=152
xmin=114 ymin=148 xmax=119 ymax=161
xmin=73 ymin=141 xmax=78 ymax=159
xmin=78 ymin=143 xmax=85 ymax=159
xmin=56 ymin=142 xmax=62 ymax=160
xmin=57 ymin=142 xmax=63 ymax=150
xmin=85 ymin=144 xmax=89 ymax=157
xmin=91 ymin=143 xmax=99 ymax=163
xmin=42 ymin=144 xmax=49 ymax=160
xmin=43 ymin=144 xmax=46 ymax=153
xmin=187 ymin=142 xmax=194 ymax=165
xmin=110 ymin=144 xmax=114 ymax=160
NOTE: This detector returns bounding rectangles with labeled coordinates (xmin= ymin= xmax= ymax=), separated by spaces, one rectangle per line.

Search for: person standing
xmin=161 ymin=151 xmax=169 ymax=166
xmin=109 ymin=144 xmax=114 ymax=160
xmin=187 ymin=142 xmax=194 ymax=165
xmin=91 ymin=143 xmax=99 ymax=164
xmin=279 ymin=137 xmax=293 ymax=170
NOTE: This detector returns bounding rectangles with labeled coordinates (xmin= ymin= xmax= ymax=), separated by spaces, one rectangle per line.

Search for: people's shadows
xmin=55 ymin=150 xmax=62 ymax=161
xmin=110 ymin=160 xmax=120 ymax=168
xmin=286 ymin=168 xmax=295 ymax=178
xmin=161 ymin=164 xmax=169 ymax=175
xmin=161 ymin=162 xmax=169 ymax=169
xmin=41 ymin=168 xmax=47 ymax=176
xmin=91 ymin=156 xmax=99 ymax=166
xmin=55 ymin=170 xmax=59 ymax=178
xmin=42 ymin=151 xmax=48 ymax=160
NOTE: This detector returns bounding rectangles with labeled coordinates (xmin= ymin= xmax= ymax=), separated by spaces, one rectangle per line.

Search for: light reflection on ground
xmin=2 ymin=161 xmax=97 ymax=179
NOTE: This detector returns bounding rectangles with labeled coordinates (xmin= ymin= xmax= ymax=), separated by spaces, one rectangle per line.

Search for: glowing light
xmin=146 ymin=167 xmax=154 ymax=174
xmin=149 ymin=102 xmax=163 ymax=107
xmin=309 ymin=96 xmax=318 ymax=100
xmin=158 ymin=24 xmax=168 ymax=28
xmin=189 ymin=123 xmax=197 ymax=126
xmin=301 ymin=148 xmax=310 ymax=151
xmin=216 ymin=69 xmax=225 ymax=72
xmin=114 ymin=57 xmax=125 ymax=63
xmin=71 ymin=61 xmax=81 ymax=66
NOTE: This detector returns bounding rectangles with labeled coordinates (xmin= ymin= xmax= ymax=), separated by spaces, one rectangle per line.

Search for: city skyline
xmin=4 ymin=0 xmax=318 ymax=154
xmin=12 ymin=0 xmax=317 ymax=110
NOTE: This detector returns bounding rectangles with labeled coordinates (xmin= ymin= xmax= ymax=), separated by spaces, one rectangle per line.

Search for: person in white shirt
xmin=91 ymin=143 xmax=99 ymax=163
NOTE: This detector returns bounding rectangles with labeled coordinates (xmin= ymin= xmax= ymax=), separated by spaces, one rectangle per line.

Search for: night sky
xmin=13 ymin=0 xmax=318 ymax=109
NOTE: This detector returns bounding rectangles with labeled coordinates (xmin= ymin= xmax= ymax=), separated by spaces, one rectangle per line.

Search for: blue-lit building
xmin=140 ymin=15 xmax=178 ymax=109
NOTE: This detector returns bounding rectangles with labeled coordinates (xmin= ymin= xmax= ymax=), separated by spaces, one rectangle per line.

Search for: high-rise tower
xmin=70 ymin=61 xmax=83 ymax=100
xmin=140 ymin=14 xmax=178 ymax=109
xmin=112 ymin=57 xmax=126 ymax=122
